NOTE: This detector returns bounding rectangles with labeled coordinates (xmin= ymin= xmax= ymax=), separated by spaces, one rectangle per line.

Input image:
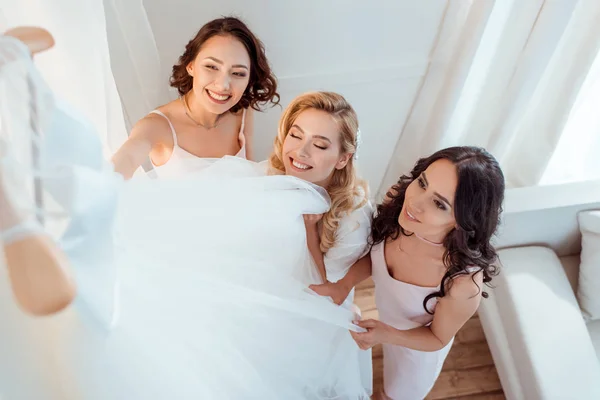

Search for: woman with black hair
xmin=311 ymin=146 xmax=505 ymax=400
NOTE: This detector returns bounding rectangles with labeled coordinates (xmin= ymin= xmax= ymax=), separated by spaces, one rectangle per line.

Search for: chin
xmin=204 ymin=101 xmax=232 ymax=115
xmin=288 ymin=170 xmax=306 ymax=180
xmin=285 ymin=170 xmax=316 ymax=184
xmin=398 ymin=217 xmax=420 ymax=234
xmin=397 ymin=213 xmax=407 ymax=227
xmin=282 ymin=165 xmax=297 ymax=177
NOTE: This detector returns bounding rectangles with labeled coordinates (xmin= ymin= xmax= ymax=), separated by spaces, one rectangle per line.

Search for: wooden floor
xmin=354 ymin=278 xmax=505 ymax=400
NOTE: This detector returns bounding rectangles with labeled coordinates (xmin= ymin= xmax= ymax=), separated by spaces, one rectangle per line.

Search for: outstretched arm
xmin=111 ymin=115 xmax=166 ymax=180
xmin=351 ymin=272 xmax=483 ymax=352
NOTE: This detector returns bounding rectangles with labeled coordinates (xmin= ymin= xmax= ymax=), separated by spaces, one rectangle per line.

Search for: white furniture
xmin=479 ymin=179 xmax=600 ymax=400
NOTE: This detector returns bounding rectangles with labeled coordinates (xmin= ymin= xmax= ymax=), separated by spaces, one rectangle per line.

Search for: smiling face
xmin=398 ymin=159 xmax=458 ymax=242
xmin=186 ymin=35 xmax=251 ymax=114
xmin=280 ymin=108 xmax=352 ymax=187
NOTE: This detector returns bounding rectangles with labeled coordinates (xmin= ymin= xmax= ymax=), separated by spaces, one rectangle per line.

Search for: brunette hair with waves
xmin=371 ymin=146 xmax=505 ymax=313
xmin=170 ymin=16 xmax=280 ymax=113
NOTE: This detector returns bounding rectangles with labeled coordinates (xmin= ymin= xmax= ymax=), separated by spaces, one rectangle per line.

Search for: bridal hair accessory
xmin=354 ymin=128 xmax=362 ymax=160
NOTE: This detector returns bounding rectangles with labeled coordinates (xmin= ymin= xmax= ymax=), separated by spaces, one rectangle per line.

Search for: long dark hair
xmin=371 ymin=146 xmax=505 ymax=313
xmin=170 ymin=16 xmax=280 ymax=113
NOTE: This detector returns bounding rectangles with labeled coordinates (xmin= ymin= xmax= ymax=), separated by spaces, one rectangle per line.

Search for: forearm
xmin=386 ymin=325 xmax=446 ymax=352
xmin=306 ymin=226 xmax=327 ymax=282
xmin=111 ymin=150 xmax=140 ymax=180
xmin=339 ymin=254 xmax=372 ymax=291
xmin=111 ymin=136 xmax=153 ymax=180
xmin=4 ymin=235 xmax=76 ymax=315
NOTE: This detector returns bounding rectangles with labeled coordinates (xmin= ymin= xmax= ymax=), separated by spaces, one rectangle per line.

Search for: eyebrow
xmin=422 ymin=172 xmax=453 ymax=208
xmin=291 ymin=125 xmax=332 ymax=143
xmin=204 ymin=56 xmax=249 ymax=70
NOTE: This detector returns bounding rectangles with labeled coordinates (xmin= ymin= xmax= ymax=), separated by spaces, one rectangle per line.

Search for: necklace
xmin=397 ymin=232 xmax=444 ymax=253
xmin=414 ymin=233 xmax=444 ymax=247
xmin=181 ymin=94 xmax=223 ymax=130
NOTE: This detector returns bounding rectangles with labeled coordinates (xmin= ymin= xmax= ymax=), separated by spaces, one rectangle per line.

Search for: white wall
xmin=109 ymin=0 xmax=447 ymax=194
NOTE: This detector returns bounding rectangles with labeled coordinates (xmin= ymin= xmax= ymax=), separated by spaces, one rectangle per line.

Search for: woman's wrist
xmin=383 ymin=325 xmax=401 ymax=345
xmin=337 ymin=275 xmax=353 ymax=297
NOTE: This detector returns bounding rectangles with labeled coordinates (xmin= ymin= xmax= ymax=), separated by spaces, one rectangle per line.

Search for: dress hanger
xmin=2 ymin=26 xmax=55 ymax=223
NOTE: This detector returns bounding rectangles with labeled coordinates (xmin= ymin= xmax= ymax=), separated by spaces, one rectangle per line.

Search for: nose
xmin=214 ymin=73 xmax=231 ymax=91
xmin=296 ymin=141 xmax=311 ymax=159
xmin=297 ymin=143 xmax=310 ymax=158
xmin=410 ymin=196 xmax=425 ymax=213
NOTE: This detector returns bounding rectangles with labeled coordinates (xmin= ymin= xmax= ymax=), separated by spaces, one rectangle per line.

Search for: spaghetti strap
xmin=149 ymin=108 xmax=248 ymax=177
xmin=149 ymin=110 xmax=177 ymax=147
xmin=240 ymin=108 xmax=247 ymax=136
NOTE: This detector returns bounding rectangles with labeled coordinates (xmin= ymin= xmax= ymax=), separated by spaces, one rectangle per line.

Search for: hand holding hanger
xmin=0 ymin=27 xmax=75 ymax=316
xmin=3 ymin=26 xmax=54 ymax=56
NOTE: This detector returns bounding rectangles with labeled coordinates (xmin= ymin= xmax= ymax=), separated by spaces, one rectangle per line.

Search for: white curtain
xmin=377 ymin=0 xmax=496 ymax=197
xmin=102 ymin=0 xmax=170 ymax=135
xmin=540 ymin=36 xmax=600 ymax=185
xmin=379 ymin=0 xmax=600 ymax=195
xmin=0 ymin=0 xmax=127 ymax=158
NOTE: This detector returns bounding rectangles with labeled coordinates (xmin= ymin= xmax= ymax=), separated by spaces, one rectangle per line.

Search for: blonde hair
xmin=268 ymin=91 xmax=368 ymax=252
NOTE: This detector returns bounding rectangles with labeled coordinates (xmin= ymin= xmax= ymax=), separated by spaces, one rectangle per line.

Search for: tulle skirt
xmin=1 ymin=158 xmax=372 ymax=399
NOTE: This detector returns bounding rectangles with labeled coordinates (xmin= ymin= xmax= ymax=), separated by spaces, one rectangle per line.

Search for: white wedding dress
xmin=0 ymin=37 xmax=371 ymax=399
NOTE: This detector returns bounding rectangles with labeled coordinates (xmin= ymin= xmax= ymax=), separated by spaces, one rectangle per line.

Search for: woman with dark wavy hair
xmin=112 ymin=16 xmax=280 ymax=179
xmin=311 ymin=146 xmax=505 ymax=399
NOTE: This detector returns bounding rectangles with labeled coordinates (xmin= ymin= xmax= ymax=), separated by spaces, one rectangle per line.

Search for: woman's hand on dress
xmin=309 ymin=280 xmax=351 ymax=305
xmin=350 ymin=319 xmax=397 ymax=350
xmin=303 ymin=213 xmax=323 ymax=226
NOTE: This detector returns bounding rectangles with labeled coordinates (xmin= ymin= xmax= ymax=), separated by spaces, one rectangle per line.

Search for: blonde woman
xmin=1 ymin=61 xmax=374 ymax=396
xmin=269 ymin=92 xmax=373 ymax=306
